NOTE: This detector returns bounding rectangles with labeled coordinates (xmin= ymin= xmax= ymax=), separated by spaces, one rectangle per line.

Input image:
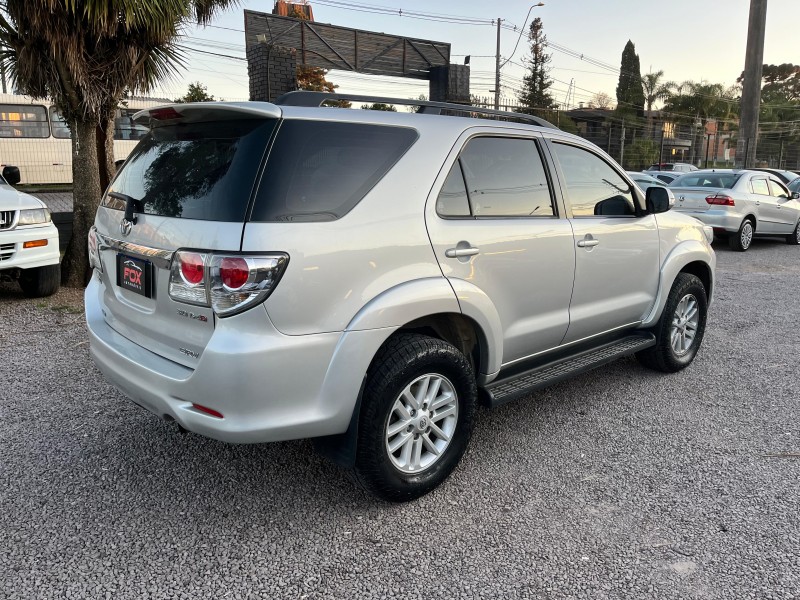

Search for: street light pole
xmin=494 ymin=18 xmax=502 ymax=110
xmin=493 ymin=3 xmax=545 ymax=111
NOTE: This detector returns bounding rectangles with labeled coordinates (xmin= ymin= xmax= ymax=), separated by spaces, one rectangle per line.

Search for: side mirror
xmin=646 ymin=186 xmax=672 ymax=214
xmin=792 ymin=191 xmax=800 ymax=200
xmin=2 ymin=165 xmax=21 ymax=186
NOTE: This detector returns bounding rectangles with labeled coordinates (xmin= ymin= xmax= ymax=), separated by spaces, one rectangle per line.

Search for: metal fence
xmin=471 ymin=96 xmax=800 ymax=173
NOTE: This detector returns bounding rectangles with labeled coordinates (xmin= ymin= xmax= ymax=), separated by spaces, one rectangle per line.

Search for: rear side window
xmin=750 ymin=178 xmax=770 ymax=195
xmin=438 ymin=137 xmax=554 ymax=218
xmin=106 ymin=119 xmax=276 ymax=221
xmin=251 ymin=121 xmax=418 ymax=222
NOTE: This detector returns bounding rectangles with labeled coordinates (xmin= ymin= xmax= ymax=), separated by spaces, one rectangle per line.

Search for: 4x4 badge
xmin=119 ymin=218 xmax=133 ymax=236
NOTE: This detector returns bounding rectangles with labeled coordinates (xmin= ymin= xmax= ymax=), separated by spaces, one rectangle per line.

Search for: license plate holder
xmin=116 ymin=254 xmax=152 ymax=298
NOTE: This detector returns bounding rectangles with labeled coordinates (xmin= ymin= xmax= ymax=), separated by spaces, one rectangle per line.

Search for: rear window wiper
xmin=109 ymin=191 xmax=144 ymax=224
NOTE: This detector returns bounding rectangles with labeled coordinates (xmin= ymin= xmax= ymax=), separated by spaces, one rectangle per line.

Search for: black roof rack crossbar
xmin=274 ymin=91 xmax=558 ymax=129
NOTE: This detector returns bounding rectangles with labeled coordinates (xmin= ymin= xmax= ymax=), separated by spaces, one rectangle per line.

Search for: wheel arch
xmin=641 ymin=240 xmax=715 ymax=328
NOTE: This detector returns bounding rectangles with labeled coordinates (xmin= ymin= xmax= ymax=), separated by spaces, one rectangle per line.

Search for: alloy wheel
xmin=741 ymin=221 xmax=753 ymax=249
xmin=670 ymin=293 xmax=700 ymax=356
xmin=385 ymin=373 xmax=459 ymax=473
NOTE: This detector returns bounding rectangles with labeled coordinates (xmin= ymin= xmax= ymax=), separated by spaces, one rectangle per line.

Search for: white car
xmin=0 ymin=167 xmax=60 ymax=297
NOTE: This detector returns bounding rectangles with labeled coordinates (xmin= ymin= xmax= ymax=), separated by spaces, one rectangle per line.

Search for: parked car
xmin=647 ymin=162 xmax=698 ymax=173
xmin=85 ymin=93 xmax=716 ymax=502
xmin=0 ymin=165 xmax=61 ymax=297
xmin=748 ymin=168 xmax=800 ymax=186
xmin=650 ymin=171 xmax=682 ymax=185
xmin=670 ymin=169 xmax=800 ymax=250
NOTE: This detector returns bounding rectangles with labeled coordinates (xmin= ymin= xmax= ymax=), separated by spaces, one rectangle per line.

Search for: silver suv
xmin=85 ymin=93 xmax=716 ymax=501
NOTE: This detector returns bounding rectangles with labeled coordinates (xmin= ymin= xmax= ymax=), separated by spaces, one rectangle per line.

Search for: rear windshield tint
xmin=105 ymin=119 xmax=276 ymax=221
xmin=672 ymin=173 xmax=740 ymax=188
xmin=250 ymin=120 xmax=418 ymax=222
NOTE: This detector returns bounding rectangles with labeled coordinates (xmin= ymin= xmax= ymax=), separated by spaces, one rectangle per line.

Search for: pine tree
xmin=517 ymin=17 xmax=556 ymax=111
xmin=616 ymin=40 xmax=645 ymax=117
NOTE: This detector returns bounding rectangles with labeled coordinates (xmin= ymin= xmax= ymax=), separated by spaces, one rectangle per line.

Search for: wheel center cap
xmin=418 ymin=416 xmax=428 ymax=430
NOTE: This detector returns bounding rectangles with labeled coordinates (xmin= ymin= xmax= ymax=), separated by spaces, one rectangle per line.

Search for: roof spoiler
xmin=133 ymin=102 xmax=281 ymax=127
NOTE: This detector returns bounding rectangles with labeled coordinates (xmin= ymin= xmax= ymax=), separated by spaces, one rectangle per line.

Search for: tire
xmin=354 ymin=333 xmax=477 ymax=502
xmin=786 ymin=221 xmax=800 ymax=245
xmin=18 ymin=264 xmax=61 ymax=298
xmin=728 ymin=218 xmax=754 ymax=252
xmin=637 ymin=273 xmax=708 ymax=373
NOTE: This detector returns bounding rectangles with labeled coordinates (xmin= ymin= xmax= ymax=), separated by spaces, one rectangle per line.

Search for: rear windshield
xmin=105 ymin=119 xmax=276 ymax=221
xmin=672 ymin=173 xmax=740 ymax=189
xmin=250 ymin=120 xmax=418 ymax=222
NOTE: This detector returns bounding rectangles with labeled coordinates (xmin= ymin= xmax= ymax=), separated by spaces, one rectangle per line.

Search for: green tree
xmin=664 ymin=81 xmax=738 ymax=165
xmin=174 ymin=81 xmax=215 ymax=103
xmin=517 ymin=17 xmax=556 ymax=111
xmin=0 ymin=0 xmax=238 ymax=287
xmin=641 ymin=70 xmax=675 ymax=137
xmin=361 ymin=103 xmax=397 ymax=111
xmin=616 ymin=41 xmax=645 ymax=117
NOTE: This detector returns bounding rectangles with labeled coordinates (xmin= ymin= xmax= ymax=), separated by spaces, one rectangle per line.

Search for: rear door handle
xmin=577 ymin=239 xmax=599 ymax=248
xmin=445 ymin=246 xmax=480 ymax=258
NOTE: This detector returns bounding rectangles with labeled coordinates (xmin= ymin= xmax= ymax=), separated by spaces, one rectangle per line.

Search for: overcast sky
xmin=161 ymin=0 xmax=796 ymax=107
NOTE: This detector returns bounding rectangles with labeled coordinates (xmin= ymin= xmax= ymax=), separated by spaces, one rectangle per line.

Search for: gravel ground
xmin=1 ymin=238 xmax=799 ymax=599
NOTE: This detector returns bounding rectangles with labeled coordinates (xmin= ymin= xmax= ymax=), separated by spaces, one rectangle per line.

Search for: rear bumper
xmin=672 ymin=208 xmax=742 ymax=233
xmin=0 ymin=223 xmax=60 ymax=270
xmin=85 ymin=275 xmax=392 ymax=443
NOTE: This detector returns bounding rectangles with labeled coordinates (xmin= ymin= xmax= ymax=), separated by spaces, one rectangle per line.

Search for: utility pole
xmin=620 ymin=118 xmax=626 ymax=166
xmin=494 ymin=18 xmax=502 ymax=110
xmin=737 ymin=0 xmax=768 ymax=168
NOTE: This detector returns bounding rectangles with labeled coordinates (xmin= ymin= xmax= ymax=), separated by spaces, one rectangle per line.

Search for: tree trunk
xmin=62 ymin=120 xmax=102 ymax=287
xmin=96 ymin=115 xmax=116 ymax=191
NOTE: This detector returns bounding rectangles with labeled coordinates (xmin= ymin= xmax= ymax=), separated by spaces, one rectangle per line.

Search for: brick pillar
xmin=428 ymin=65 xmax=470 ymax=104
xmin=247 ymin=43 xmax=298 ymax=102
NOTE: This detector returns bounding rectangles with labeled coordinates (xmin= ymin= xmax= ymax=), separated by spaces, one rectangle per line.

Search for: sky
xmin=159 ymin=0 xmax=797 ymax=108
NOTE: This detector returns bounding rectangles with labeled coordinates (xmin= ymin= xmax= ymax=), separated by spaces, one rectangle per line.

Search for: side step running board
xmin=483 ymin=334 xmax=656 ymax=408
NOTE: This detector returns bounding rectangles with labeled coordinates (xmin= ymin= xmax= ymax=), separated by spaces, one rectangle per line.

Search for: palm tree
xmin=664 ymin=81 xmax=738 ymax=166
xmin=0 ymin=0 xmax=238 ymax=286
xmin=641 ymin=70 xmax=675 ymax=138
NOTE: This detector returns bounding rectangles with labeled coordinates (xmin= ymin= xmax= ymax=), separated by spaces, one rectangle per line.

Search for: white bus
xmin=0 ymin=94 xmax=168 ymax=185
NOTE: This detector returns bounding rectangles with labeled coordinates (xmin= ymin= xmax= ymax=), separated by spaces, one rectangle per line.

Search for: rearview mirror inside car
xmin=646 ymin=186 xmax=671 ymax=214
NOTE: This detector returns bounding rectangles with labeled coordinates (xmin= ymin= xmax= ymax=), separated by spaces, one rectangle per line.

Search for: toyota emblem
xmin=119 ymin=218 xmax=133 ymax=236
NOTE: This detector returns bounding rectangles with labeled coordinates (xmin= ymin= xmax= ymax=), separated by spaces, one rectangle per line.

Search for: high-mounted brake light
xmin=168 ymin=251 xmax=288 ymax=317
xmin=706 ymin=194 xmax=735 ymax=206
xmin=149 ymin=107 xmax=183 ymax=121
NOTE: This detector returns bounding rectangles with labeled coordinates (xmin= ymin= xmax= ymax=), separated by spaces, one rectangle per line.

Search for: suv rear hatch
xmin=92 ymin=104 xmax=280 ymax=367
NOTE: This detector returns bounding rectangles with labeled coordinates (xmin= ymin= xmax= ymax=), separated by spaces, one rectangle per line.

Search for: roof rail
xmin=274 ymin=91 xmax=558 ymax=129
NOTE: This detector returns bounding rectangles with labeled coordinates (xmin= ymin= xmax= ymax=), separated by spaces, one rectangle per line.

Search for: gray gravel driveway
xmin=1 ymin=238 xmax=799 ymax=599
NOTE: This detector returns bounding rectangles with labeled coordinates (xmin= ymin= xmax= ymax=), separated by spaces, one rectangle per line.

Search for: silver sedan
xmin=670 ymin=169 xmax=800 ymax=251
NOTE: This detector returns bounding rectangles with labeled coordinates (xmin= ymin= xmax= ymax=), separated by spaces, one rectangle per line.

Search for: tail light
xmin=706 ymin=194 xmax=735 ymax=206
xmin=88 ymin=226 xmax=102 ymax=273
xmin=169 ymin=250 xmax=288 ymax=317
